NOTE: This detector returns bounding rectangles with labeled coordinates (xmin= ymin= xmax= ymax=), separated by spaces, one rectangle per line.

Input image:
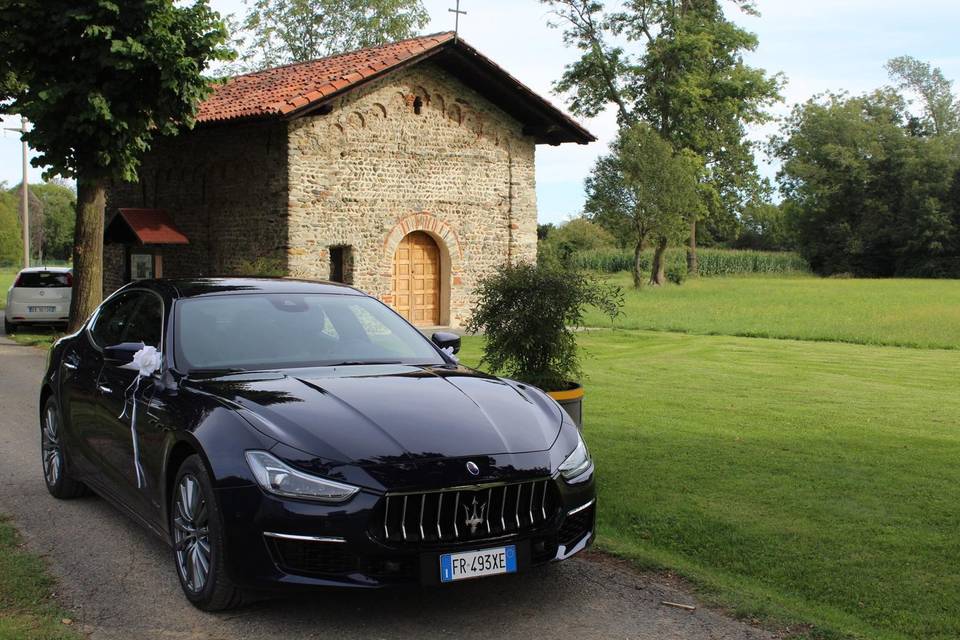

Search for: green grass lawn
xmin=0 ymin=517 xmax=80 ymax=640
xmin=461 ymin=329 xmax=960 ymax=640
xmin=0 ymin=266 xmax=15 ymax=309
xmin=584 ymin=273 xmax=960 ymax=350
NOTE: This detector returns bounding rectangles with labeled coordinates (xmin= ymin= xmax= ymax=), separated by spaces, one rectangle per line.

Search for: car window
xmin=90 ymin=291 xmax=163 ymax=350
xmin=175 ymin=293 xmax=443 ymax=371
xmin=90 ymin=292 xmax=142 ymax=348
xmin=15 ymin=271 xmax=71 ymax=288
xmin=122 ymin=293 xmax=163 ymax=349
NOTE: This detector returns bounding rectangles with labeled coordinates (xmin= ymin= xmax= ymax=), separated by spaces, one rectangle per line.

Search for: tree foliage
xmin=585 ymin=123 xmax=702 ymax=287
xmin=538 ymin=217 xmax=618 ymax=269
xmin=234 ymin=0 xmax=429 ymax=71
xmin=0 ymin=1 xmax=231 ymax=184
xmin=733 ymin=201 xmax=796 ymax=252
xmin=0 ymin=188 xmax=22 ymax=267
xmin=886 ymin=55 xmax=959 ymax=137
xmin=31 ymin=181 xmax=77 ymax=262
xmin=772 ymin=89 xmax=960 ymax=277
xmin=0 ymin=1 xmax=232 ymax=328
xmin=543 ymin=0 xmax=782 ymax=260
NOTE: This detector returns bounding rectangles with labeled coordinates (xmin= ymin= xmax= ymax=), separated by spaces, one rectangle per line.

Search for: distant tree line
xmin=0 ymin=180 xmax=75 ymax=266
xmin=545 ymin=3 xmax=960 ymax=281
xmin=772 ymin=56 xmax=960 ymax=278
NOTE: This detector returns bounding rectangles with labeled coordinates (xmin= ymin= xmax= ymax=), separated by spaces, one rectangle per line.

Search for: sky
xmin=2 ymin=0 xmax=959 ymax=224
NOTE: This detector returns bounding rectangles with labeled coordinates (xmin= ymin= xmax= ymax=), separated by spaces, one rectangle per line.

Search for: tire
xmin=41 ymin=396 xmax=88 ymax=499
xmin=4 ymin=318 xmax=15 ymax=335
xmin=171 ymin=455 xmax=246 ymax=611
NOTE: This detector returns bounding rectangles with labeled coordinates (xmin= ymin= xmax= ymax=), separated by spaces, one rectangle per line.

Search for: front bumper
xmin=215 ymin=469 xmax=596 ymax=590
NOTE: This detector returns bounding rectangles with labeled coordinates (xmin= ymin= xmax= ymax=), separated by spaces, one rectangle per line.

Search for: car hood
xmin=186 ymin=365 xmax=563 ymax=465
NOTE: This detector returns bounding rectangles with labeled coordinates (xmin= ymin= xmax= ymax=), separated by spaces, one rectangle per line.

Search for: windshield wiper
xmin=187 ymin=367 xmax=249 ymax=377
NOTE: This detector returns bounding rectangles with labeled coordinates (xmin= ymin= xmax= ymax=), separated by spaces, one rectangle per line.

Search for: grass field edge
xmin=593 ymin=535 xmax=911 ymax=640
xmin=0 ymin=515 xmax=82 ymax=640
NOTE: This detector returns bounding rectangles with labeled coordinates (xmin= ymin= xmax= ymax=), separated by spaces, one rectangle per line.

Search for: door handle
xmin=62 ymin=361 xmax=78 ymax=370
xmin=98 ymin=385 xmax=113 ymax=395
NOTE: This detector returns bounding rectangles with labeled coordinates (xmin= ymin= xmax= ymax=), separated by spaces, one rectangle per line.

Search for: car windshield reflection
xmin=174 ymin=293 xmax=444 ymax=372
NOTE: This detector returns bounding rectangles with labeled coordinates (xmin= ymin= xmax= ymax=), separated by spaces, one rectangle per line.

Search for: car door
xmin=58 ymin=324 xmax=104 ymax=479
xmin=94 ymin=290 xmax=166 ymax=516
xmin=62 ymin=291 xmax=140 ymax=480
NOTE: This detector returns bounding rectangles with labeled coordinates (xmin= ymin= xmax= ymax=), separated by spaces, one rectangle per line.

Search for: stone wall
xmin=104 ymin=121 xmax=289 ymax=294
xmin=285 ymin=62 xmax=538 ymax=326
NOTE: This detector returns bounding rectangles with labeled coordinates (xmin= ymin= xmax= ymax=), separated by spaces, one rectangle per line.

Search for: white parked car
xmin=4 ymin=267 xmax=72 ymax=333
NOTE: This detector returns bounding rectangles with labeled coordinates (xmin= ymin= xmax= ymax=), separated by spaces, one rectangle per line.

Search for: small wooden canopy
xmin=105 ymin=208 xmax=189 ymax=245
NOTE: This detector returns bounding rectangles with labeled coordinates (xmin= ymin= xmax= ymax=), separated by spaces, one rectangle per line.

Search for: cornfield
xmin=570 ymin=248 xmax=809 ymax=276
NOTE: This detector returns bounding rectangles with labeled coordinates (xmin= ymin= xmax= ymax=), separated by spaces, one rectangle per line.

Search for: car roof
xmin=18 ymin=266 xmax=71 ymax=273
xmin=128 ymin=277 xmax=365 ymax=300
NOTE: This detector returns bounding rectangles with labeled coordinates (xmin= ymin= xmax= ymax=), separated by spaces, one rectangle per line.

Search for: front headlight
xmin=558 ymin=433 xmax=592 ymax=480
xmin=245 ymin=451 xmax=360 ymax=503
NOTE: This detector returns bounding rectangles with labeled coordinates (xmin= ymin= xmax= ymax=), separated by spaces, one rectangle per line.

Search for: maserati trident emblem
xmin=463 ymin=496 xmax=487 ymax=535
xmin=466 ymin=461 xmax=479 ymax=476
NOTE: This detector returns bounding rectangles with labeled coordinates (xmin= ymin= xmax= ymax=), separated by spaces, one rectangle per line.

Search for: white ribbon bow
xmin=119 ymin=345 xmax=161 ymax=489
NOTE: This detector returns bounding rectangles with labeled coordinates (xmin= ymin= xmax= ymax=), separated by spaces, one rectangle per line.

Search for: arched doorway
xmin=392 ymin=231 xmax=441 ymax=325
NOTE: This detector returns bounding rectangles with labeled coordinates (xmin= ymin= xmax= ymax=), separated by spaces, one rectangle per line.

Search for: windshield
xmin=175 ymin=293 xmax=444 ymax=372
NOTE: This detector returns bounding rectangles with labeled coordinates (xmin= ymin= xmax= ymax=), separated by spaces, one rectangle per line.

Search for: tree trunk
xmin=68 ymin=177 xmax=106 ymax=332
xmin=632 ymin=237 xmax=645 ymax=289
xmin=687 ymin=219 xmax=698 ymax=277
xmin=650 ymin=236 xmax=668 ymax=286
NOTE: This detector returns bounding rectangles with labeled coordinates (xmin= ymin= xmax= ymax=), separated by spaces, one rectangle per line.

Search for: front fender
xmin=157 ymin=400 xmax=278 ymax=539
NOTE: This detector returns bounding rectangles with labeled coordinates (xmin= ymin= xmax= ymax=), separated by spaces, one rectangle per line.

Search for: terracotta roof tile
xmin=194 ymin=32 xmax=595 ymax=144
xmin=109 ymin=209 xmax=189 ymax=245
xmin=197 ymin=32 xmax=456 ymax=123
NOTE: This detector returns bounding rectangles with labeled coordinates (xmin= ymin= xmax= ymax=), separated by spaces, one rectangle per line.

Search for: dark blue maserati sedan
xmin=38 ymin=278 xmax=595 ymax=610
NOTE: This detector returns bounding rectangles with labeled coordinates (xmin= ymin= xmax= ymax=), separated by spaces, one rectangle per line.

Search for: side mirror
xmin=103 ymin=342 xmax=144 ymax=365
xmin=432 ymin=332 xmax=461 ymax=355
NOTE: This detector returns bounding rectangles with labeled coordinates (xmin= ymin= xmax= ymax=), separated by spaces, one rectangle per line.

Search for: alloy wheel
xmin=173 ymin=474 xmax=211 ymax=593
xmin=41 ymin=405 xmax=62 ymax=487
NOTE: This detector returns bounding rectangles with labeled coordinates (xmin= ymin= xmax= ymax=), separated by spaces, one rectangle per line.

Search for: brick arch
xmin=383 ymin=213 xmax=463 ymax=262
xmin=383 ymin=213 xmax=463 ymax=326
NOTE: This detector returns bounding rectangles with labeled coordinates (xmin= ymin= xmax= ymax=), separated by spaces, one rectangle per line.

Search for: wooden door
xmin=392 ymin=231 xmax=440 ymax=325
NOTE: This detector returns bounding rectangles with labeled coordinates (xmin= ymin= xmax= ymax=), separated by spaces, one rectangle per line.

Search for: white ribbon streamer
xmin=118 ymin=345 xmax=161 ymax=489
xmin=441 ymin=346 xmax=459 ymax=364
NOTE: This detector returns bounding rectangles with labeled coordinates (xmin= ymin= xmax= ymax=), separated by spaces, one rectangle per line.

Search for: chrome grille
xmin=375 ymin=479 xmax=557 ymax=545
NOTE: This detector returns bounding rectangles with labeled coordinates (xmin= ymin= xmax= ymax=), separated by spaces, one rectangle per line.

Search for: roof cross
xmin=449 ymin=0 xmax=467 ymax=40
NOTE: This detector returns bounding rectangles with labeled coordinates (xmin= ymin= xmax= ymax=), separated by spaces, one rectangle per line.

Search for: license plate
xmin=440 ymin=545 xmax=516 ymax=583
xmin=28 ymin=306 xmax=56 ymax=313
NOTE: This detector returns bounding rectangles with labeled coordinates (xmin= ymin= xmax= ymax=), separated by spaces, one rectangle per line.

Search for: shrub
xmin=539 ymin=218 xmax=618 ymax=271
xmin=232 ymin=254 xmax=287 ymax=277
xmin=666 ymin=264 xmax=686 ymax=284
xmin=465 ymin=263 xmax=623 ymax=391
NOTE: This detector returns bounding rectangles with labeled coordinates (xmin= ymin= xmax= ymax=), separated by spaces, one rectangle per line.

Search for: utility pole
xmin=4 ymin=116 xmax=30 ymax=268
xmin=449 ymin=0 xmax=466 ymax=41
